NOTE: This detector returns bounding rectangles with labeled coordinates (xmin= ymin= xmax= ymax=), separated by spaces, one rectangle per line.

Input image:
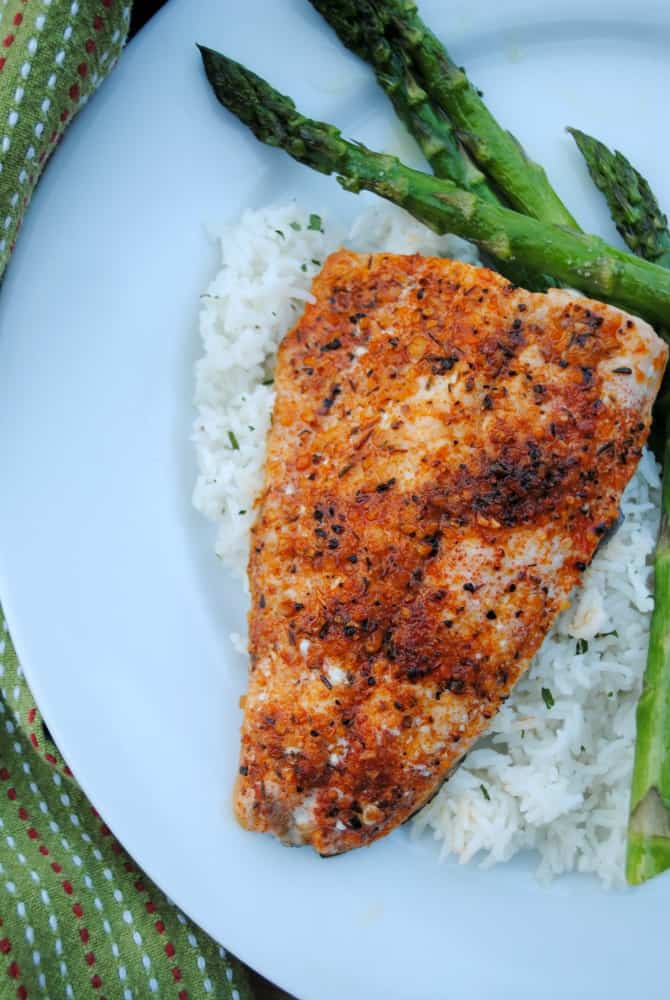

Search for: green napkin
xmin=0 ymin=3 xmax=252 ymax=997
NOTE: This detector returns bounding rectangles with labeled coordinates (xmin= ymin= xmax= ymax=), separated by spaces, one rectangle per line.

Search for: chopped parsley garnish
xmin=541 ymin=687 xmax=555 ymax=710
xmin=227 ymin=430 xmax=240 ymax=450
xmin=301 ymin=263 xmax=308 ymax=272
xmin=480 ymin=784 xmax=491 ymax=801
xmin=595 ymin=630 xmax=619 ymax=639
xmin=575 ymin=638 xmax=589 ymax=655
xmin=275 ymin=229 xmax=285 ymax=239
xmin=308 ymin=213 xmax=323 ymax=232
xmin=311 ymin=258 xmax=322 ymax=266
xmin=290 ymin=221 xmax=301 ymax=231
xmin=262 ymin=377 xmax=274 ymax=386
xmin=238 ymin=509 xmax=247 ymax=516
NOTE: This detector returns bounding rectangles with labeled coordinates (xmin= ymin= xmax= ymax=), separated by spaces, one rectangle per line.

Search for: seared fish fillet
xmin=236 ymin=251 xmax=667 ymax=855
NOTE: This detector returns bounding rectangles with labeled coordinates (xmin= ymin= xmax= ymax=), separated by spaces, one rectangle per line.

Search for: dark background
xmin=126 ymin=3 xmax=295 ymax=997
xmin=129 ymin=0 xmax=167 ymax=37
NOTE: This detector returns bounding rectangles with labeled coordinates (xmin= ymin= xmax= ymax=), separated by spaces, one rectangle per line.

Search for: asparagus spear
xmin=309 ymin=0 xmax=548 ymax=290
xmin=571 ymin=136 xmax=670 ymax=883
xmin=569 ymin=128 xmax=670 ymax=269
xmin=628 ymin=430 xmax=670 ymax=884
xmin=310 ymin=0 xmax=490 ymax=198
xmin=199 ymin=46 xmax=670 ymax=328
xmin=360 ymin=0 xmax=579 ymax=229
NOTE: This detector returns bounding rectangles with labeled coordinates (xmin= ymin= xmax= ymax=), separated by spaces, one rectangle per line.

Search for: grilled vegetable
xmin=356 ymin=0 xmax=579 ymax=227
xmin=198 ymin=47 xmax=670 ymax=329
xmin=572 ymin=132 xmax=670 ymax=884
xmin=310 ymin=0 xmax=548 ymax=288
xmin=310 ymin=0 xmax=490 ymax=197
xmin=569 ymin=128 xmax=670 ymax=268
xmin=628 ymin=425 xmax=670 ymax=884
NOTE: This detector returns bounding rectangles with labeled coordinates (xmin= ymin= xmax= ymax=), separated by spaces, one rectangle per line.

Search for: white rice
xmin=192 ymin=200 xmax=661 ymax=886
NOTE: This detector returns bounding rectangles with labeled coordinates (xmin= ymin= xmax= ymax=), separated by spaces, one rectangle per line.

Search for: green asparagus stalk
xmin=628 ymin=431 xmax=670 ymax=883
xmin=309 ymin=0 xmax=548 ymax=290
xmin=310 ymin=0 xmax=490 ymax=198
xmin=572 ymin=137 xmax=670 ymax=883
xmin=198 ymin=46 xmax=670 ymax=328
xmin=361 ymin=0 xmax=579 ymax=229
xmin=569 ymin=128 xmax=670 ymax=269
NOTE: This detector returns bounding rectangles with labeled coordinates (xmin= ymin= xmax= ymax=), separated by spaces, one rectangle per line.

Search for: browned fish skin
xmin=235 ymin=251 xmax=667 ymax=855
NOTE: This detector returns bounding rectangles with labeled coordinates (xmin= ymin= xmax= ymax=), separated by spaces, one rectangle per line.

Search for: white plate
xmin=1 ymin=1 xmax=669 ymax=996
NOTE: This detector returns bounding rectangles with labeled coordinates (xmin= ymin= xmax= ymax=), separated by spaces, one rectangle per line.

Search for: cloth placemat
xmin=0 ymin=2 xmax=264 ymax=996
xmin=0 ymin=612 xmax=251 ymax=1000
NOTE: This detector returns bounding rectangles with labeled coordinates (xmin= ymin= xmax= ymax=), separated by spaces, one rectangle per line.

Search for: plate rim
xmin=2 ymin=1 xmax=670 ymax=997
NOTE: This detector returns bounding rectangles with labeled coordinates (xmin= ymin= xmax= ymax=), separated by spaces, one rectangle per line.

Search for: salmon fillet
xmin=235 ymin=251 xmax=667 ymax=855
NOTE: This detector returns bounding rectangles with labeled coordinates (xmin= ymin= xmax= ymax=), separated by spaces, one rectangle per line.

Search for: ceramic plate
xmin=1 ymin=1 xmax=669 ymax=996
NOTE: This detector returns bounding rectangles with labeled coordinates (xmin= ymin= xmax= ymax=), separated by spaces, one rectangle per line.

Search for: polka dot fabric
xmin=0 ymin=613 xmax=252 ymax=996
xmin=0 ymin=0 xmax=128 ymax=280
xmin=0 ymin=4 xmax=252 ymax=996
